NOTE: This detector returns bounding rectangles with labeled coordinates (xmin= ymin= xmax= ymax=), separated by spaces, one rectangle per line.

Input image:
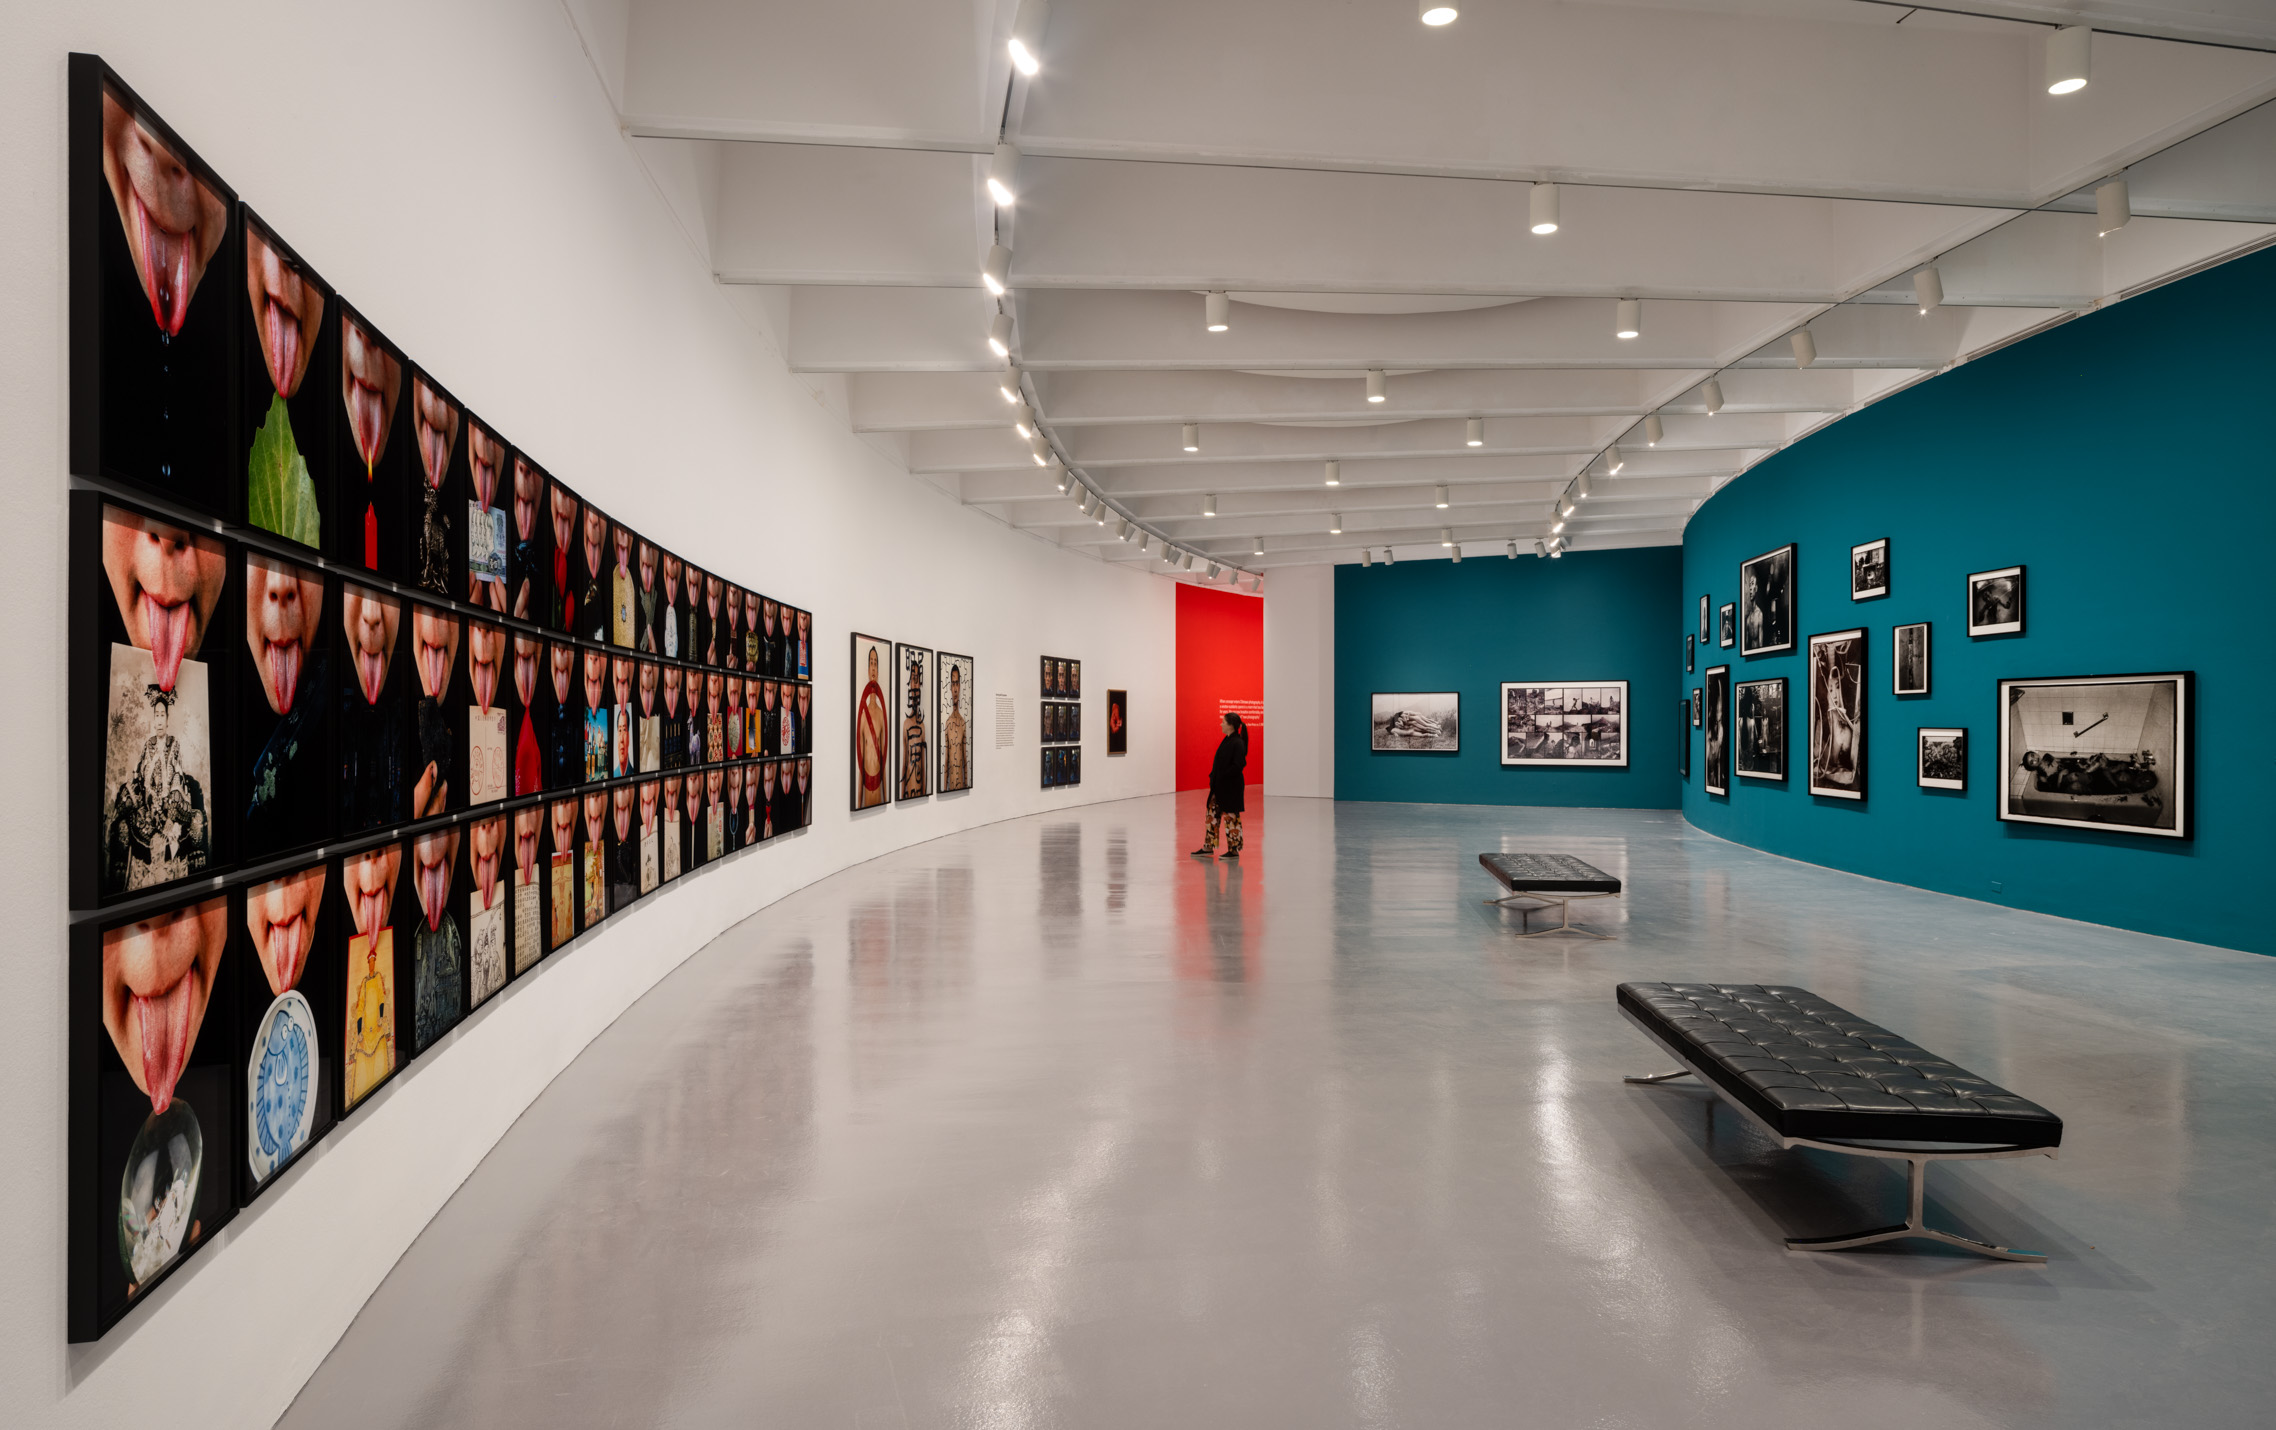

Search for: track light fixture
xmin=1116 ymin=519 xmax=1131 ymax=540
xmin=1421 ymin=2 xmax=1458 ymax=25
xmin=1604 ymin=449 xmax=1624 ymax=476
xmin=1549 ymin=541 xmax=1563 ymax=559
xmin=1466 ymin=417 xmax=1484 ymax=447
xmin=1506 ymin=540 xmax=1518 ymax=560
xmin=1205 ymin=291 xmax=1230 ymax=332
xmin=1008 ymin=0 xmax=1050 ymax=76
xmin=1643 ymin=412 xmax=1664 ymax=446
xmin=1575 ymin=470 xmax=1592 ymax=499
xmin=1450 ymin=545 xmax=1462 ymax=563
xmin=1701 ymin=378 xmax=1724 ymax=416
xmin=1529 ymin=182 xmax=1559 ymax=235
xmin=1361 ymin=549 xmax=1373 ymax=568
xmin=1074 ymin=486 xmax=1090 ymax=513
xmin=998 ymin=367 xmax=1022 ymax=403
xmin=1615 ymin=298 xmax=1641 ymax=340
xmin=1253 ymin=536 xmax=1265 ymax=556
xmin=1013 ymin=406 xmax=1036 ymax=439
xmin=2045 ymin=25 xmax=2090 ymax=95
xmin=1180 ymin=551 xmax=1195 ymax=570
xmin=1030 ymin=436 xmax=1050 ymax=466
xmin=986 ymin=145 xmax=1020 ymax=207
xmin=1384 ymin=547 xmax=1395 ymax=565
xmin=1202 ymin=493 xmax=1217 ymax=517
xmin=1791 ymin=329 xmax=1817 ymax=369
xmin=1913 ymin=266 xmax=1943 ymax=315
xmin=987 ymin=312 xmax=1013 ymax=358
xmin=1096 ymin=506 xmax=1108 ymax=525
xmin=1533 ymin=538 xmax=1547 ymax=558
xmin=1434 ymin=485 xmax=1449 ymax=508
xmin=1050 ymin=464 xmax=1068 ymax=492
xmin=1182 ymin=423 xmax=1200 ymax=453
xmin=2097 ymin=179 xmax=2131 ymax=236
xmin=1324 ymin=460 xmax=1341 ymax=486
xmin=1550 ymin=517 xmax=1566 ymax=534
xmin=982 ymin=243 xmax=1012 ymax=296
xmin=1207 ymin=562 xmax=1221 ymax=580
xmin=1366 ymin=369 xmax=1387 ymax=404
xmin=1440 ymin=527 xmax=1453 ymax=547
xmin=1330 ymin=513 xmax=1343 ymax=534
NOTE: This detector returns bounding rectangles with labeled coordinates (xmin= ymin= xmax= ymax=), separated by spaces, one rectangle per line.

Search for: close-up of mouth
xmin=417 ymin=856 xmax=450 ymax=932
xmin=347 ymin=371 xmax=387 ymax=472
xmin=263 ymin=635 xmax=304 ymax=714
xmin=259 ymin=291 xmax=302 ymax=395
xmin=266 ymin=912 xmax=309 ymax=991
xmin=416 ymin=638 xmax=449 ymax=699
xmin=129 ymin=186 xmax=196 ymax=336
xmin=475 ymin=848 xmax=501 ymax=904
xmin=352 ymin=873 xmax=390 ymax=939
xmin=131 ymin=970 xmax=196 ymax=1113
xmin=354 ymin=639 xmax=388 ymax=704
xmin=139 ymin=591 xmax=194 ymax=691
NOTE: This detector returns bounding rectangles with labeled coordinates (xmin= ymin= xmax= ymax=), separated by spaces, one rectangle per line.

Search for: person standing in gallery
xmin=1192 ymin=712 xmax=1248 ymax=858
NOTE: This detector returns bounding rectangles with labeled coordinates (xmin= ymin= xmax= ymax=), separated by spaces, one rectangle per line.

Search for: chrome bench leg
xmin=1622 ymin=1068 xmax=1694 ymax=1085
xmin=1785 ymin=1158 xmax=2047 ymax=1263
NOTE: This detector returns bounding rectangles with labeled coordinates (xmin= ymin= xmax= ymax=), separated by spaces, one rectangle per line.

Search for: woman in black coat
xmin=1194 ymin=712 xmax=1248 ymax=857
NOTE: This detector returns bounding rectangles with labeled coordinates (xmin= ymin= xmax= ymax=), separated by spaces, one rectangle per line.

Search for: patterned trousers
xmin=1201 ymin=798 xmax=1244 ymax=854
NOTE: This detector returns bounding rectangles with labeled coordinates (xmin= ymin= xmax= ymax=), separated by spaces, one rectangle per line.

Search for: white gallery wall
xmin=1263 ymin=563 xmax=1335 ymax=798
xmin=0 ymin=3 xmax=1175 ymax=1425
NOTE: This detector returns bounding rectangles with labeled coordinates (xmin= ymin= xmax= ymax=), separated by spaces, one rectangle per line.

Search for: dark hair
xmin=1222 ymin=711 xmax=1247 ymax=739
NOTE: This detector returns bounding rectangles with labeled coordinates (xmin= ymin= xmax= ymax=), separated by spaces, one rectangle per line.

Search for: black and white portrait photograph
xmin=1893 ymin=621 xmax=1930 ymax=695
xmin=1698 ymin=594 xmax=1709 ymax=642
xmin=1692 ymin=687 xmax=1701 ymax=727
xmin=1999 ymin=673 xmax=2189 ymax=838
xmin=1500 ymin=682 xmax=1627 ymax=767
xmin=1702 ymin=666 xmax=1729 ymax=796
xmin=1740 ymin=543 xmax=1796 ymax=656
xmin=1736 ymin=677 xmax=1786 ymax=781
xmin=1677 ymin=699 xmax=1690 ymax=779
xmin=1968 ymin=565 xmax=2025 ymax=637
xmin=1917 ymin=728 xmax=1966 ymax=791
xmin=1719 ymin=602 xmax=1735 ymax=648
xmin=1807 ymin=628 xmax=1866 ymax=799
xmin=1686 ymin=634 xmax=1694 ymax=673
xmin=1371 ymin=692 xmax=1459 ymax=752
xmin=1851 ymin=538 xmax=1889 ymax=600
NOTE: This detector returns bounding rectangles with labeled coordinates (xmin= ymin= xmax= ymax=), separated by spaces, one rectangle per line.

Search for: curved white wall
xmin=0 ymin=4 xmax=1175 ymax=1424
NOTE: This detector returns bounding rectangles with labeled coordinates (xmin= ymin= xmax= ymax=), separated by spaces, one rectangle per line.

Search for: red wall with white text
xmin=1175 ymin=583 xmax=1264 ymax=791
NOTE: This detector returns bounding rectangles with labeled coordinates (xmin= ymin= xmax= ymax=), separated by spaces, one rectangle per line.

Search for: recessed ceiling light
xmin=1529 ymin=182 xmax=1559 ymax=235
xmin=2045 ymin=25 xmax=2090 ymax=95
xmin=986 ymin=144 xmax=1020 ymax=207
xmin=1205 ymin=291 xmax=1230 ymax=332
xmin=1615 ymin=298 xmax=1640 ymax=340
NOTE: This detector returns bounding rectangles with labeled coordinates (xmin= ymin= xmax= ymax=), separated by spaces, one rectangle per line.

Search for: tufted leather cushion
xmin=1617 ymin=982 xmax=2062 ymax=1149
xmin=1480 ymin=853 xmax=1621 ymax=894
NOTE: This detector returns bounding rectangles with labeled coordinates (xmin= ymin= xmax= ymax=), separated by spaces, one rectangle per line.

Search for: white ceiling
xmin=567 ymin=0 xmax=2276 ymax=582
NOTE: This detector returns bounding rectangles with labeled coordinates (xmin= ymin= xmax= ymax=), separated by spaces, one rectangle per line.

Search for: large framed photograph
xmin=894 ymin=643 xmax=933 ymax=799
xmin=1740 ymin=543 xmax=1796 ymax=656
xmin=1371 ymin=692 xmax=1459 ymax=752
xmin=1968 ymin=565 xmax=2024 ymax=637
xmin=1918 ymin=728 xmax=1966 ymax=791
xmin=1893 ymin=621 xmax=1930 ymax=695
xmin=1736 ymin=676 xmax=1786 ymax=781
xmin=1806 ymin=628 xmax=1866 ymax=799
xmin=849 ymin=633 xmax=891 ymax=810
xmin=938 ymin=652 xmax=975 ymax=791
xmin=1701 ymin=667 xmax=1730 ymax=795
xmin=1851 ymin=538 xmax=1889 ymax=601
xmin=1499 ymin=682 xmax=1627 ymax=767
xmin=1998 ymin=673 xmax=2189 ymax=838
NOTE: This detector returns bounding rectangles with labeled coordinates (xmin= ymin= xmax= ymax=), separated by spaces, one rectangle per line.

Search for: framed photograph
xmin=1718 ymin=603 xmax=1735 ymax=648
xmin=239 ymin=207 xmax=332 ymax=552
xmin=1851 ymin=538 xmax=1889 ymax=601
xmin=1735 ymin=677 xmax=1786 ymax=781
xmin=1698 ymin=594 xmax=1709 ymax=642
xmin=607 ymin=523 xmax=638 ymax=650
xmin=1692 ymin=688 xmax=1701 ymax=727
xmin=939 ymin=652 xmax=976 ymax=789
xmin=756 ymin=595 xmax=780 ymax=677
xmin=1740 ymin=543 xmax=1796 ymax=656
xmin=1677 ymin=700 xmax=1690 ymax=779
xmin=70 ymin=891 xmax=240 ymax=1342
xmin=407 ymin=369 xmax=462 ymax=598
xmin=1917 ymin=728 xmax=1966 ymax=791
xmin=332 ymin=303 xmax=410 ymax=581
xmin=850 ymin=633 xmax=891 ymax=810
xmin=237 ymin=548 xmax=331 ymax=863
xmin=720 ymin=582 xmax=743 ymax=671
xmin=463 ymin=418 xmax=509 ymax=614
xmin=1106 ymin=689 xmax=1128 ymax=755
xmin=1892 ymin=621 xmax=1930 ymax=695
xmin=629 ymin=538 xmax=661 ymax=653
xmin=794 ymin=607 xmax=813 ymax=681
xmin=894 ymin=642 xmax=933 ymax=799
xmin=1998 ymin=673 xmax=2189 ymax=838
xmin=511 ymin=801 xmax=547 ymax=976
xmin=337 ymin=838 xmax=407 ymax=1110
xmin=1685 ymin=634 xmax=1694 ymax=673
xmin=409 ymin=602 xmax=466 ymax=818
xmin=336 ymin=582 xmax=414 ymax=836
xmin=1499 ymin=682 xmax=1628 ymax=767
xmin=70 ymin=56 xmax=237 ymax=521
xmin=238 ymin=860 xmax=336 ymax=1205
xmin=1806 ymin=628 xmax=1866 ymax=799
xmin=606 ymin=784 xmax=640 ymax=913
xmin=1702 ymin=667 xmax=1730 ymax=795
xmin=545 ymin=798 xmax=580 ymax=946
xmin=1968 ymin=565 xmax=2024 ymax=637
xmin=406 ymin=824 xmax=467 ymax=1056
xmin=1370 ymin=692 xmax=1459 ymax=752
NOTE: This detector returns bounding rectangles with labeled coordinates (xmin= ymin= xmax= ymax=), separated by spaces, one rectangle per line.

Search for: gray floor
xmin=280 ymin=795 xmax=2276 ymax=1429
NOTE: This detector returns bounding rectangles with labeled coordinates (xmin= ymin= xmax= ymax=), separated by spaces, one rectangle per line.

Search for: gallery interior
xmin=9 ymin=1 xmax=2275 ymax=1426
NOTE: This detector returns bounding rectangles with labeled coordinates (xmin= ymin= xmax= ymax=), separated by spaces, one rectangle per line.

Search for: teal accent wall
xmin=1681 ymin=244 xmax=2276 ymax=956
xmin=1334 ymin=546 xmax=1682 ymax=808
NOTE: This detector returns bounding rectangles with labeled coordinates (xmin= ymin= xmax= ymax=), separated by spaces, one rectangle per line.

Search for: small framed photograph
xmin=1806 ymin=628 xmax=1866 ymax=800
xmin=1736 ymin=677 xmax=1786 ymax=781
xmin=1677 ymin=700 xmax=1690 ymax=779
xmin=1892 ymin=621 xmax=1930 ymax=695
xmin=1370 ymin=692 xmax=1458 ymax=752
xmin=1691 ymin=687 xmax=1701 ymax=727
xmin=1851 ymin=538 xmax=1889 ymax=601
xmin=1718 ymin=603 xmax=1735 ymax=648
xmin=1685 ymin=634 xmax=1694 ymax=673
xmin=1701 ymin=666 xmax=1729 ymax=796
xmin=1999 ymin=672 xmax=2189 ymax=838
xmin=1917 ymin=728 xmax=1966 ymax=790
xmin=1740 ymin=543 xmax=1796 ymax=656
xmin=1698 ymin=595 xmax=1709 ymax=642
xmin=1967 ymin=565 xmax=2024 ymax=637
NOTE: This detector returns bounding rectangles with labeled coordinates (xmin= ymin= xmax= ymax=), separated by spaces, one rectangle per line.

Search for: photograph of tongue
xmin=335 ymin=306 xmax=405 ymax=578
xmin=241 ymin=211 xmax=330 ymax=550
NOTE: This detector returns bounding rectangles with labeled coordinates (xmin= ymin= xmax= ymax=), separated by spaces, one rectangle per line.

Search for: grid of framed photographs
xmin=1041 ymin=655 xmax=1082 ymax=787
xmin=63 ymin=55 xmax=815 ymax=1342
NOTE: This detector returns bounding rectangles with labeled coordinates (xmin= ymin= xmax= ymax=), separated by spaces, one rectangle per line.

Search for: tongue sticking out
xmin=476 ymin=853 xmax=500 ymax=908
xmin=261 ymin=297 xmax=302 ymax=395
xmin=419 ymin=860 xmax=450 ymax=932
xmin=355 ymin=646 xmax=388 ymax=706
xmin=144 ymin=596 xmax=193 ymax=692
xmin=265 ymin=639 xmax=303 ymax=714
xmin=133 ymin=193 xmax=193 ymax=337
xmin=132 ymin=975 xmax=195 ymax=1114
xmin=267 ymin=915 xmax=307 ymax=991
xmin=349 ymin=380 xmax=387 ymax=472
xmin=417 ymin=641 xmax=448 ymax=700
xmin=355 ymin=887 xmax=390 ymax=940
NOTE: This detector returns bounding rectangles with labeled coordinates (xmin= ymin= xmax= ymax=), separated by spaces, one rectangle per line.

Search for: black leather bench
xmin=1618 ymin=981 xmax=2063 ymax=1261
xmin=1479 ymin=853 xmax=1621 ymax=938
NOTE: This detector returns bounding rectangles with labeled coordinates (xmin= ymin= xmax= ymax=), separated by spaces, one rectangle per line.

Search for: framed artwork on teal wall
xmin=1998 ymin=673 xmax=2188 ymax=838
xmin=1807 ymin=628 xmax=1865 ymax=799
xmin=1741 ymin=544 xmax=1796 ymax=656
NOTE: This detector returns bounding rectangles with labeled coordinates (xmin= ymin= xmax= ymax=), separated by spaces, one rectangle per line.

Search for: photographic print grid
xmin=1500 ymin=682 xmax=1627 ymax=767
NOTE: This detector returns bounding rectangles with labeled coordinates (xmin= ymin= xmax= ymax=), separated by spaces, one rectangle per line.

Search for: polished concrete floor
xmin=281 ymin=794 xmax=2276 ymax=1429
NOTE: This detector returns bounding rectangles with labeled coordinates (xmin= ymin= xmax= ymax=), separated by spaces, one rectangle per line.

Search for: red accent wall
xmin=1175 ymin=583 xmax=1264 ymax=791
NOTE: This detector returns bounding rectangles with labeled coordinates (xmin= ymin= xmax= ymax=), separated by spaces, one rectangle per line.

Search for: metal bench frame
xmin=1619 ymin=1004 xmax=2056 ymax=1263
xmin=1479 ymin=856 xmax=1620 ymax=939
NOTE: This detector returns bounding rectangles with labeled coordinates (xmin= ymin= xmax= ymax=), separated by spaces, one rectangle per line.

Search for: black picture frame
xmin=238 ymin=859 xmax=339 ymax=1207
xmin=1968 ymin=565 xmax=2025 ymax=637
xmin=1917 ymin=728 xmax=1966 ymax=791
xmin=1718 ymin=602 xmax=1735 ymax=648
xmin=1370 ymin=692 xmax=1459 ymax=752
xmin=330 ymin=301 xmax=412 ymax=582
xmin=894 ymin=641 xmax=933 ymax=800
xmin=1851 ymin=538 xmax=1889 ymax=601
xmin=1997 ymin=672 xmax=2191 ymax=839
xmin=1892 ymin=621 xmax=1931 ymax=695
xmin=850 ymin=632 xmax=891 ymax=810
xmin=1698 ymin=594 xmax=1709 ymax=642
xmin=238 ymin=206 xmax=334 ymax=554
xmin=1677 ymin=699 xmax=1690 ymax=779
xmin=1740 ymin=543 xmax=1796 ymax=656
xmin=1106 ymin=689 xmax=1128 ymax=756
xmin=1806 ymin=627 xmax=1866 ymax=800
xmin=1685 ymin=633 xmax=1694 ymax=673
xmin=1735 ymin=676 xmax=1787 ymax=782
xmin=1692 ymin=688 xmax=1701 ymax=727
xmin=938 ymin=653 xmax=976 ymax=789
xmin=238 ymin=542 xmax=334 ymax=865
xmin=1702 ymin=666 xmax=1730 ymax=796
